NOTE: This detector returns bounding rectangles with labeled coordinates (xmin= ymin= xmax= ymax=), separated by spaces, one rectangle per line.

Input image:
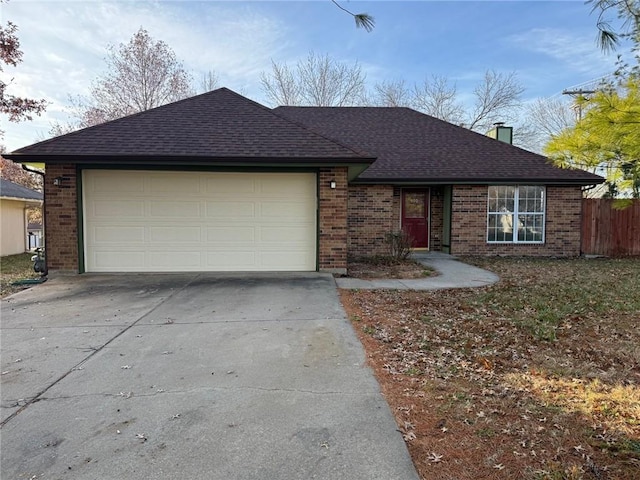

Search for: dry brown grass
xmin=341 ymin=257 xmax=640 ymax=480
xmin=0 ymin=253 xmax=41 ymax=298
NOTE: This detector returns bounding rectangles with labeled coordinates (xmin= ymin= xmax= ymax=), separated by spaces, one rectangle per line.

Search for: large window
xmin=487 ymin=186 xmax=545 ymax=243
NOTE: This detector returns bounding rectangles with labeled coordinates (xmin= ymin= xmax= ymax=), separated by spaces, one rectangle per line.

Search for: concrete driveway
xmin=1 ymin=273 xmax=419 ymax=480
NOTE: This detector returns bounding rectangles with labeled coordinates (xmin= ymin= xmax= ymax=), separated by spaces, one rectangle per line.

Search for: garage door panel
xmin=205 ymin=176 xmax=257 ymax=194
xmin=149 ymin=175 xmax=202 ymax=195
xmin=149 ymin=226 xmax=202 ymax=243
xmin=93 ymin=251 xmax=147 ymax=270
xmin=150 ymin=201 xmax=201 ymax=218
xmin=206 ymin=226 xmax=255 ymax=243
xmin=260 ymin=174 xmax=314 ymax=195
xmin=206 ymin=202 xmax=255 ymax=218
xmin=92 ymin=226 xmax=146 ymax=243
xmin=83 ymin=171 xmax=316 ymax=272
xmin=207 ymin=251 xmax=257 ymax=268
xmin=260 ymin=226 xmax=313 ymax=242
xmin=261 ymin=202 xmax=312 ymax=218
xmin=149 ymin=251 xmax=202 ymax=268
xmin=91 ymin=173 xmax=144 ymax=193
xmin=93 ymin=200 xmax=145 ymax=218
xmin=260 ymin=252 xmax=314 ymax=269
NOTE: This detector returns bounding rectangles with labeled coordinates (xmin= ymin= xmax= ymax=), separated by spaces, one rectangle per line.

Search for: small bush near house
xmin=385 ymin=230 xmax=413 ymax=260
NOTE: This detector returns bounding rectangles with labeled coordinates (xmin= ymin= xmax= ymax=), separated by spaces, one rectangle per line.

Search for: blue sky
xmin=2 ymin=0 xmax=624 ymax=151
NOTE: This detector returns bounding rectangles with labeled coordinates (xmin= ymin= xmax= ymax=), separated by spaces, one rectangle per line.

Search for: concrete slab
xmin=1 ymin=273 xmax=419 ymax=480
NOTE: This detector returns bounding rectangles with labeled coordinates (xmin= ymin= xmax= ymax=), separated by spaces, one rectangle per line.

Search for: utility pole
xmin=562 ymin=89 xmax=596 ymax=121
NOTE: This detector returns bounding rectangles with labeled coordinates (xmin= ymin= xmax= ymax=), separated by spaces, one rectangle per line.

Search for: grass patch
xmin=341 ymin=257 xmax=640 ymax=480
xmin=1 ymin=253 xmax=41 ymax=298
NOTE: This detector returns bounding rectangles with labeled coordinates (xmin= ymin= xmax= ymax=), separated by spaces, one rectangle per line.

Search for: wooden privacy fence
xmin=582 ymin=199 xmax=640 ymax=256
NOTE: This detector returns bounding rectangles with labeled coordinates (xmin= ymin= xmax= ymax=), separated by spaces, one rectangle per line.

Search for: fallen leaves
xmin=341 ymin=257 xmax=640 ymax=480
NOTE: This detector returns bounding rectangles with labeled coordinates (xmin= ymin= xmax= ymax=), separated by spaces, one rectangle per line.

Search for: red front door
xmin=401 ymin=189 xmax=429 ymax=248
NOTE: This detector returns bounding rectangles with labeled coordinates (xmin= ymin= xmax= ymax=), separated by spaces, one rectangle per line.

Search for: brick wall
xmin=430 ymin=187 xmax=444 ymax=251
xmin=318 ymin=167 xmax=349 ymax=273
xmin=450 ymin=184 xmax=583 ymax=256
xmin=44 ymin=164 xmax=79 ymax=272
xmin=347 ymin=184 xmax=395 ymax=258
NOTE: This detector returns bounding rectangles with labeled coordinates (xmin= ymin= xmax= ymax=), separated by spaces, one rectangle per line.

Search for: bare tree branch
xmin=412 ymin=75 xmax=465 ymax=124
xmin=467 ymin=70 xmax=524 ymax=131
xmin=372 ymin=79 xmax=412 ymax=107
xmin=260 ymin=52 xmax=366 ymax=107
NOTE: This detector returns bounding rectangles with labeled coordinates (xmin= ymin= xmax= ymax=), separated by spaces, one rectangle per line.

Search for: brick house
xmin=5 ymin=88 xmax=602 ymax=275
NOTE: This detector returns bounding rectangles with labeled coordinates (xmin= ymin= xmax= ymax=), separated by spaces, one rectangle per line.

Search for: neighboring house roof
xmin=0 ymin=179 xmax=43 ymax=202
xmin=6 ymin=88 xmax=373 ymax=166
xmin=275 ymin=106 xmax=604 ymax=185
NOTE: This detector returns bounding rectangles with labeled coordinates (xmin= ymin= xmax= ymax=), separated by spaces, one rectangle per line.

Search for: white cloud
xmin=508 ymin=27 xmax=612 ymax=76
xmin=2 ymin=0 xmax=288 ymax=150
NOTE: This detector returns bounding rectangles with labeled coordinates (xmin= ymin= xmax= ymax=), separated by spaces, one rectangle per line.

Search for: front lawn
xmin=341 ymin=257 xmax=640 ymax=480
xmin=1 ymin=253 xmax=41 ymax=298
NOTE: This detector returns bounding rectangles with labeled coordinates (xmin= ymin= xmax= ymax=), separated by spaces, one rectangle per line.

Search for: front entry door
xmin=401 ymin=189 xmax=429 ymax=248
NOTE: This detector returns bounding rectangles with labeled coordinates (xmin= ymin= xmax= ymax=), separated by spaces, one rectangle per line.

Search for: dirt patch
xmin=347 ymin=257 xmax=435 ymax=279
xmin=341 ymin=257 xmax=640 ymax=480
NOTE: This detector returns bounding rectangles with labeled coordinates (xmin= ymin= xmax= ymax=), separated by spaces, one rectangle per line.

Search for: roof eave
xmin=351 ymin=177 xmax=605 ymax=186
xmin=3 ymin=154 xmax=375 ymax=166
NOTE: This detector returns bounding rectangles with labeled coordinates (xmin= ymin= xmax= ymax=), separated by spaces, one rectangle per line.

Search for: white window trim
xmin=486 ymin=185 xmax=546 ymax=244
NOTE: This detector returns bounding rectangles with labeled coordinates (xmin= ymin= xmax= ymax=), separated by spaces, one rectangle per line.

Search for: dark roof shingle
xmin=9 ymin=88 xmax=371 ymax=163
xmin=275 ymin=106 xmax=603 ymax=184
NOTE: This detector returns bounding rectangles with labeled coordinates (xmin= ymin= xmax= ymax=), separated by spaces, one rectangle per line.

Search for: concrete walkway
xmin=335 ymin=252 xmax=499 ymax=290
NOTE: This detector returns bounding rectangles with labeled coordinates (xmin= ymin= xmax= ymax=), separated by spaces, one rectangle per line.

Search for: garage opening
xmin=82 ymin=170 xmax=317 ymax=272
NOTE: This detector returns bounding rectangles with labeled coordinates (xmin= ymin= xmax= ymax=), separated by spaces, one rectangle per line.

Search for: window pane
xmin=518 ymin=214 xmax=543 ymax=242
xmin=487 ymin=213 xmax=513 ymax=242
xmin=404 ymin=192 xmax=425 ymax=218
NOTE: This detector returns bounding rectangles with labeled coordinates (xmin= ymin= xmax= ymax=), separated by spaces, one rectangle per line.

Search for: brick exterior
xmin=450 ymin=184 xmax=583 ymax=256
xmin=318 ymin=167 xmax=349 ymax=273
xmin=346 ymin=184 xmax=583 ymax=260
xmin=347 ymin=185 xmax=444 ymax=258
xmin=44 ymin=164 xmax=79 ymax=272
xmin=429 ymin=187 xmax=444 ymax=251
xmin=43 ymin=168 xmax=583 ymax=274
xmin=347 ymin=184 xmax=396 ymax=258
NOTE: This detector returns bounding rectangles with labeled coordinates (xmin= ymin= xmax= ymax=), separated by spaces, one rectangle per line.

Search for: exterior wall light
xmin=53 ymin=177 xmax=63 ymax=186
xmin=329 ymin=180 xmax=337 ymax=189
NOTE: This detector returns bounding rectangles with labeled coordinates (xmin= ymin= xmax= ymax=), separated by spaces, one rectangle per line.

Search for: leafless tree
xmin=261 ymin=61 xmax=301 ymax=106
xmin=70 ymin=28 xmax=193 ymax=127
xmin=200 ymin=70 xmax=220 ymax=93
xmin=466 ymin=70 xmax=524 ymax=131
xmin=261 ymin=52 xmax=367 ymax=106
xmin=371 ymin=79 xmax=412 ymax=107
xmin=412 ymin=75 xmax=465 ymax=124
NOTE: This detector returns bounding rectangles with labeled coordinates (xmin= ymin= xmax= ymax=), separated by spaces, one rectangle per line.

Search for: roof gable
xmin=275 ymin=106 xmax=604 ymax=185
xmin=9 ymin=88 xmax=371 ymax=163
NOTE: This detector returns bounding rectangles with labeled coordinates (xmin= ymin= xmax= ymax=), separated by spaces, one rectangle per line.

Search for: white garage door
xmin=83 ymin=170 xmax=317 ymax=272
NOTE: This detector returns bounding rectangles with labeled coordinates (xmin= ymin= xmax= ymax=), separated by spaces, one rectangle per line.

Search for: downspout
xmin=21 ymin=163 xmax=45 ymax=253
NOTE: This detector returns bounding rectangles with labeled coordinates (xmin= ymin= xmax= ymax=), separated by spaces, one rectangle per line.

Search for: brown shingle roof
xmin=275 ymin=106 xmax=604 ymax=184
xmin=8 ymin=88 xmax=372 ymax=165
